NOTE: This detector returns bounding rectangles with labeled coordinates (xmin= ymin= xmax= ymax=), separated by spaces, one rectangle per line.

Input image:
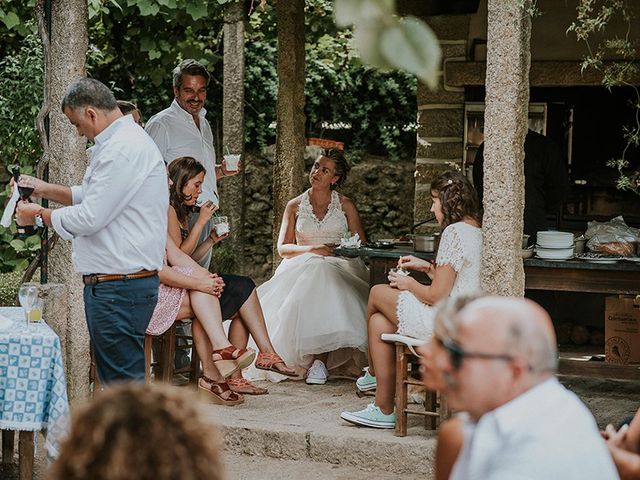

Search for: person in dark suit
xmin=473 ymin=129 xmax=569 ymax=245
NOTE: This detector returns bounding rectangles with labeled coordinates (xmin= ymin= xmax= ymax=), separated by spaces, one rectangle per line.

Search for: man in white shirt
xmin=145 ymin=59 xmax=239 ymax=268
xmin=420 ymin=296 xmax=619 ymax=480
xmin=16 ymin=78 xmax=168 ymax=384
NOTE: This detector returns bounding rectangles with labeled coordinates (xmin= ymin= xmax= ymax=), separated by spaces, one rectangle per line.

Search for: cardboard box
xmin=605 ymin=295 xmax=640 ymax=364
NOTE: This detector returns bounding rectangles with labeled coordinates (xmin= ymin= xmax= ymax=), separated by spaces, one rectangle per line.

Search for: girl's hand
xmin=388 ymin=270 xmax=417 ymax=291
xmin=209 ymin=229 xmax=229 ymax=244
xmin=398 ymin=255 xmax=433 ymax=273
xmin=197 ymin=201 xmax=217 ymax=224
xmin=196 ymin=273 xmax=225 ymax=297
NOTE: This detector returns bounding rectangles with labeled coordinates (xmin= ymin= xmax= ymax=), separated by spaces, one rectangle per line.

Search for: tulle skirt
xmin=246 ymin=253 xmax=369 ymax=382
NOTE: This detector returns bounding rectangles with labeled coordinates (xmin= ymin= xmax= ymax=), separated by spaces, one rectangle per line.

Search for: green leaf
xmin=137 ymin=1 xmax=160 ymax=16
xmin=148 ymin=49 xmax=162 ymax=60
xmin=352 ymin=23 xmax=393 ymax=70
xmin=380 ymin=16 xmax=441 ymax=89
xmin=2 ymin=11 xmax=20 ymax=30
xmin=9 ymin=239 xmax=25 ymax=252
xmin=186 ymin=3 xmax=208 ymax=20
xmin=24 ymin=235 xmax=40 ymax=250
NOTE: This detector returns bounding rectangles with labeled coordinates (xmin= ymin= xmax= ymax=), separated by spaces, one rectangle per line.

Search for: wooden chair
xmin=381 ymin=333 xmax=450 ymax=437
xmin=144 ymin=319 xmax=200 ymax=386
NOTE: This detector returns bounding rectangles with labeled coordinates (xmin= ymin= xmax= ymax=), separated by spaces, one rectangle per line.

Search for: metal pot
xmin=414 ymin=234 xmax=438 ymax=253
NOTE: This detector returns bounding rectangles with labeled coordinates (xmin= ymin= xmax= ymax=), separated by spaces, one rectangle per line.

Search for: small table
xmin=335 ymin=245 xmax=435 ymax=285
xmin=337 ymin=247 xmax=640 ymax=381
xmin=0 ymin=307 xmax=69 ymax=479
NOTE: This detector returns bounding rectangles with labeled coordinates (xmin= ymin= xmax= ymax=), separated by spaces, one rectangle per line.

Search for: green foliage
xmin=0 ymin=31 xmax=42 ymax=272
xmin=568 ymin=0 xmax=640 ymax=194
xmin=0 ymin=269 xmax=23 ymax=306
xmin=246 ymin=0 xmax=418 ymax=158
xmin=211 ymin=243 xmax=236 ymax=273
xmin=333 ymin=0 xmax=440 ymax=89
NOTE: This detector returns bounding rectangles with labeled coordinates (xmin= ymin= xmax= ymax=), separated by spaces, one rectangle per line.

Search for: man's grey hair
xmin=505 ymin=314 xmax=559 ymax=374
xmin=61 ymin=78 xmax=118 ymax=112
xmin=172 ymin=59 xmax=210 ymax=89
xmin=433 ymin=292 xmax=486 ymax=339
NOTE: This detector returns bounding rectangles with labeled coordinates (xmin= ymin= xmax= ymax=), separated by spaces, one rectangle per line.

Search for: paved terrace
xmin=5 ymin=376 xmax=639 ymax=479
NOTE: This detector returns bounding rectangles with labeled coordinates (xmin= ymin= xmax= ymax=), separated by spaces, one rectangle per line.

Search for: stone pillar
xmin=272 ymin=0 xmax=306 ymax=268
xmin=481 ymin=0 xmax=531 ymax=296
xmin=414 ymin=16 xmax=470 ymax=230
xmin=221 ymin=1 xmax=246 ymax=274
xmin=48 ymin=0 xmax=89 ymax=402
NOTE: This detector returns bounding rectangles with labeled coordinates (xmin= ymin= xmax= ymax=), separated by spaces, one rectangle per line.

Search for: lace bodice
xmin=295 ymin=190 xmax=348 ymax=246
xmin=436 ymin=222 xmax=483 ymax=297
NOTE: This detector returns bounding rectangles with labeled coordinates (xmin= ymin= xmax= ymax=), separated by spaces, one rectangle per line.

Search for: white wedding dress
xmin=247 ymin=190 xmax=369 ymax=381
xmin=396 ymin=222 xmax=483 ymax=339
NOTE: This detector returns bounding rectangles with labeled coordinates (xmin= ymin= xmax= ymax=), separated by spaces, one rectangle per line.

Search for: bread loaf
xmin=590 ymin=241 xmax=635 ymax=257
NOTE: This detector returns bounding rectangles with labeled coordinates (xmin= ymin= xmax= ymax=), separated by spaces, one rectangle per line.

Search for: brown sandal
xmin=212 ymin=346 xmax=256 ymax=378
xmin=255 ymin=352 xmax=297 ymax=377
xmin=227 ymin=377 xmax=269 ymax=395
xmin=198 ymin=376 xmax=244 ymax=406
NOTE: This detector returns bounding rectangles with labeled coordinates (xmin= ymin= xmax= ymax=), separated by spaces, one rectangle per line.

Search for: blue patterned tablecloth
xmin=0 ymin=306 xmax=69 ymax=458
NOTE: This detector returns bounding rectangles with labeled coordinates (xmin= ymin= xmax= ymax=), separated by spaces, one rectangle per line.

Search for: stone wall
xmin=221 ymin=147 xmax=416 ymax=283
xmin=414 ymin=14 xmax=472 ymax=223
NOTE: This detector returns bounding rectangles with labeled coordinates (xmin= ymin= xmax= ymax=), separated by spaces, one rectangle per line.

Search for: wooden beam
xmin=446 ymin=61 xmax=640 ymax=87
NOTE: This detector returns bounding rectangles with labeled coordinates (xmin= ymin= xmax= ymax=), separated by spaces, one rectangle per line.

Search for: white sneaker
xmin=306 ymin=360 xmax=329 ymax=385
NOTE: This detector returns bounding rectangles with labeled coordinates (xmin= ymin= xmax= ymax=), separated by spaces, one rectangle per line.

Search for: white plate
xmin=585 ymin=258 xmax=619 ymax=264
xmin=536 ymin=243 xmax=574 ymax=250
xmin=535 ymin=255 xmax=573 ymax=261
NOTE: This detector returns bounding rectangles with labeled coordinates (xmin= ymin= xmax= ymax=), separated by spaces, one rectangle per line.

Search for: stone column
xmin=414 ymin=16 xmax=470 ymax=230
xmin=272 ymin=0 xmax=306 ymax=268
xmin=221 ymin=1 xmax=246 ymax=274
xmin=481 ymin=0 xmax=531 ymax=296
xmin=48 ymin=0 xmax=89 ymax=402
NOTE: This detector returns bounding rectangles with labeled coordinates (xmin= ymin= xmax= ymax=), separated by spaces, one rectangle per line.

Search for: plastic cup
xmin=28 ymin=297 xmax=43 ymax=323
xmin=224 ymin=154 xmax=240 ymax=171
xmin=213 ymin=216 xmax=230 ymax=236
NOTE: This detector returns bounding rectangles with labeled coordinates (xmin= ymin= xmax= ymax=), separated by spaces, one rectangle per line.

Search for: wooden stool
xmin=144 ymin=319 xmax=200 ymax=385
xmin=1 ymin=430 xmax=34 ymax=480
xmin=381 ymin=333 xmax=450 ymax=437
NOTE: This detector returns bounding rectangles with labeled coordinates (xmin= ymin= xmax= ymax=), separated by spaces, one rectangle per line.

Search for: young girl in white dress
xmin=341 ymin=171 xmax=483 ymax=428
xmin=249 ymin=149 xmax=369 ymax=384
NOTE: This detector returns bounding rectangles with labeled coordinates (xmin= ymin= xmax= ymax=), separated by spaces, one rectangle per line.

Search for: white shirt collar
xmin=94 ymin=114 xmax=134 ymax=146
xmin=169 ymin=98 xmax=207 ymax=122
xmin=486 ymin=376 xmax=557 ymax=435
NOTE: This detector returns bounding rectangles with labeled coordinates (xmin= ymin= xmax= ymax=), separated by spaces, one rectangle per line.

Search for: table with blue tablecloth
xmin=0 ymin=306 xmax=69 ymax=477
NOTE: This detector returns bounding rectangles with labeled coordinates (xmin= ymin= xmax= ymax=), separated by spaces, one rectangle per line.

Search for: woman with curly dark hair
xmin=341 ymin=170 xmax=482 ymax=429
xmin=48 ymin=383 xmax=223 ymax=480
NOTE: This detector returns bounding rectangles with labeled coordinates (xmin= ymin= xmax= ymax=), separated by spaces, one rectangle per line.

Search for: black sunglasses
xmin=436 ymin=336 xmax=514 ymax=370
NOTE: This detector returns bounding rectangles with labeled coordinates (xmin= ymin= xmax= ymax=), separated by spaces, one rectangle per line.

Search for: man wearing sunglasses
xmin=420 ymin=296 xmax=617 ymax=480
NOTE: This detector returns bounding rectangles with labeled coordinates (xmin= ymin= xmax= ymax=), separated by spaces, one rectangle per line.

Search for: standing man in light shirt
xmin=16 ymin=77 xmax=168 ymax=384
xmin=420 ymin=296 xmax=618 ymax=480
xmin=146 ymin=59 xmax=239 ymax=268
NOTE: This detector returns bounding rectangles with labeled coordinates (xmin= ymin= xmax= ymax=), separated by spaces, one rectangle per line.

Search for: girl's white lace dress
xmin=397 ymin=222 xmax=483 ymax=339
xmin=248 ymin=190 xmax=369 ymax=381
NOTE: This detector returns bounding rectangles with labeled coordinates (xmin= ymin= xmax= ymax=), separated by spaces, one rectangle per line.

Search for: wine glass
xmin=18 ymin=284 xmax=38 ymax=329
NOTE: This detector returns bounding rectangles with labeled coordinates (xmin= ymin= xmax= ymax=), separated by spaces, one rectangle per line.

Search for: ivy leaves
xmin=334 ymin=0 xmax=441 ymax=89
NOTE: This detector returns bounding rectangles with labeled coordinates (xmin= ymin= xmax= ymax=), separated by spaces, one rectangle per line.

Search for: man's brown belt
xmin=82 ymin=270 xmax=158 ymax=286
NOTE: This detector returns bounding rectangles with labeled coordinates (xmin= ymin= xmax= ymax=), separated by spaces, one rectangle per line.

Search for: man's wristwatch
xmin=34 ymin=211 xmax=44 ymax=228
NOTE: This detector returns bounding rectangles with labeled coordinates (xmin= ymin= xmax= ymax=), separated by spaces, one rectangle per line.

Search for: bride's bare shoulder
xmin=285 ymin=194 xmax=304 ymax=213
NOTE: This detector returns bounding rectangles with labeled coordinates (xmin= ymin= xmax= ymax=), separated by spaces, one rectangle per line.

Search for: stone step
xmin=201 ymin=379 xmax=437 ymax=476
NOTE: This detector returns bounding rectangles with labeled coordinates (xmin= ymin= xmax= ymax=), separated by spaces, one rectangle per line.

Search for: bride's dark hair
xmin=168 ymin=157 xmax=206 ymax=224
xmin=431 ymin=171 xmax=482 ymax=230
xmin=322 ymin=148 xmax=350 ymax=189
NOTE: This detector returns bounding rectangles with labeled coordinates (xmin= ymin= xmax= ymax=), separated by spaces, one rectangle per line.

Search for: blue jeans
xmin=84 ymin=275 xmax=159 ymax=384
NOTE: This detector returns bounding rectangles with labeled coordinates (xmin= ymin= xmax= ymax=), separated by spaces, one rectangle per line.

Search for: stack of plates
xmin=535 ymin=231 xmax=574 ymax=260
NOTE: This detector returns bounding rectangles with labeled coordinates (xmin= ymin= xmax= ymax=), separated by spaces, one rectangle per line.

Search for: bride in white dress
xmin=249 ymin=149 xmax=369 ymax=384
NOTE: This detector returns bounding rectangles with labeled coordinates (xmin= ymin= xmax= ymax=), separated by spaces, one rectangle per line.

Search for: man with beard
xmin=146 ymin=59 xmax=239 ymax=268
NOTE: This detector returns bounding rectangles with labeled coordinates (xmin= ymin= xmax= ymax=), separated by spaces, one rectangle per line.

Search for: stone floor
xmin=3 ymin=375 xmax=638 ymax=479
